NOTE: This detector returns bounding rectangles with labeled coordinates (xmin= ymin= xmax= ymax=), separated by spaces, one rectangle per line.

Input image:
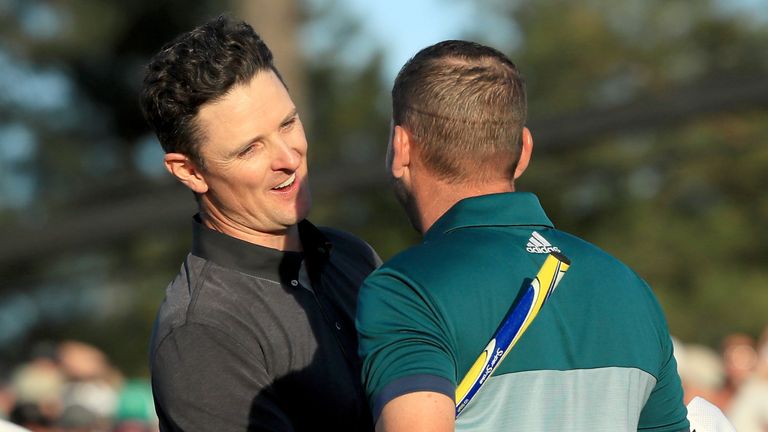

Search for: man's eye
xmin=238 ymin=145 xmax=255 ymax=157
xmin=281 ymin=117 xmax=298 ymax=131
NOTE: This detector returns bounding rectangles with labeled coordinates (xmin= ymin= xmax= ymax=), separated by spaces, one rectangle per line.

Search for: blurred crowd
xmin=675 ymin=327 xmax=768 ymax=432
xmin=0 ymin=341 xmax=156 ymax=432
xmin=1 ymin=330 xmax=767 ymax=432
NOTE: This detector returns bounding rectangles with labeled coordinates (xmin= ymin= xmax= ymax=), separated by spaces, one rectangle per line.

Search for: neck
xmin=413 ymin=174 xmax=515 ymax=234
xmin=200 ymin=206 xmax=302 ymax=252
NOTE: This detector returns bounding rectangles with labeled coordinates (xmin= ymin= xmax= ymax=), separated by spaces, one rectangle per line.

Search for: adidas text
xmin=526 ymin=231 xmax=561 ymax=254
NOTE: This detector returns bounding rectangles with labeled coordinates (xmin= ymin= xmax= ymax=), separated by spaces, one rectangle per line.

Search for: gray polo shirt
xmin=150 ymin=216 xmax=380 ymax=431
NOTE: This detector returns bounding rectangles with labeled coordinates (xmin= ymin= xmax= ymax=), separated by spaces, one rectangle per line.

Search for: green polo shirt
xmin=357 ymin=192 xmax=689 ymax=431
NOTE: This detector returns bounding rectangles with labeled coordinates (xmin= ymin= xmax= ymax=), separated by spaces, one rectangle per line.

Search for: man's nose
xmin=270 ymin=138 xmax=301 ymax=172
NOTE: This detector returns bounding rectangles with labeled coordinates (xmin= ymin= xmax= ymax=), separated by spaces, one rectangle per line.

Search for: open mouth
xmin=272 ymin=174 xmax=296 ymax=190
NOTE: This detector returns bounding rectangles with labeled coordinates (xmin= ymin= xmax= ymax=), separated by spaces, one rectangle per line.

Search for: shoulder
xmin=543 ymin=229 xmax=646 ymax=284
xmin=379 ymin=235 xmax=457 ymax=272
xmin=359 ymin=242 xmax=448 ymax=311
xmin=151 ymin=254 xmax=272 ymax=356
xmin=547 ymin=230 xmax=673 ymax=336
xmin=367 ymin=232 xmax=501 ymax=290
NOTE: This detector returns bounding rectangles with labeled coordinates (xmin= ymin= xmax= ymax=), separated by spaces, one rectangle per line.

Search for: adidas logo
xmin=526 ymin=231 xmax=561 ymax=254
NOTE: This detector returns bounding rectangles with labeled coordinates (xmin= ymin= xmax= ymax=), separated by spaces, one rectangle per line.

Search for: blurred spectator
xmin=674 ymin=338 xmax=726 ymax=405
xmin=727 ymin=326 xmax=768 ymax=432
xmin=674 ymin=329 xmax=768 ymax=430
xmin=9 ymin=344 xmax=64 ymax=429
xmin=719 ymin=332 xmax=758 ymax=410
xmin=57 ymin=341 xmax=114 ymax=383
xmin=57 ymin=341 xmax=121 ymax=431
xmin=4 ymin=341 xmax=157 ymax=432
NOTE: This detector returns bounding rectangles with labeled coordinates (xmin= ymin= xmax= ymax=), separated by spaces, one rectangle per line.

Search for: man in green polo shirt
xmin=356 ymin=40 xmax=690 ymax=431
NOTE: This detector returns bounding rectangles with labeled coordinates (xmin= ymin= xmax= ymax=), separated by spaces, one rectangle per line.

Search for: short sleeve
xmin=638 ymin=311 xmax=690 ymax=431
xmin=151 ymin=323 xmax=294 ymax=432
xmin=356 ymin=267 xmax=457 ymax=420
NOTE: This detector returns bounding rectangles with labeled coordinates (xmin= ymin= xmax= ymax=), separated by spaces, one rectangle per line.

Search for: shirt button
xmin=290 ymin=280 xmax=299 ymax=287
xmin=335 ymin=322 xmax=342 ymax=330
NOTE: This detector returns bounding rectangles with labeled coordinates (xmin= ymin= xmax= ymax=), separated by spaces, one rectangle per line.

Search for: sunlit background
xmin=1 ymin=0 xmax=767 ymax=430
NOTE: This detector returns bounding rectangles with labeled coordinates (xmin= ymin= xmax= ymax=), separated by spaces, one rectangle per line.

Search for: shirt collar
xmin=424 ymin=192 xmax=554 ymax=241
xmin=191 ymin=215 xmax=331 ymax=283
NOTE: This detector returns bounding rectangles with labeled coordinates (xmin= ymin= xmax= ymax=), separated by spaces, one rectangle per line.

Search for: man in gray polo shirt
xmin=139 ymin=16 xmax=379 ymax=431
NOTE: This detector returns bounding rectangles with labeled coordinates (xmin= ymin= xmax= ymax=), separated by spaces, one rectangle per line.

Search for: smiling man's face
xmin=193 ymin=70 xmax=312 ymax=243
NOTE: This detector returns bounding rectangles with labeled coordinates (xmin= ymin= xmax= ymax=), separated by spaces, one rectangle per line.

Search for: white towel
xmin=687 ymin=396 xmax=737 ymax=432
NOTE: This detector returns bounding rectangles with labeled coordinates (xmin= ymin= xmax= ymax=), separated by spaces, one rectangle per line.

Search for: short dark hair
xmin=139 ymin=15 xmax=282 ymax=168
xmin=392 ymin=40 xmax=527 ymax=183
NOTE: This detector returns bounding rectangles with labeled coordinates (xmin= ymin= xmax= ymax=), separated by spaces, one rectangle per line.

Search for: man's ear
xmin=514 ymin=127 xmax=533 ymax=180
xmin=164 ymin=153 xmax=209 ymax=194
xmin=390 ymin=125 xmax=412 ymax=179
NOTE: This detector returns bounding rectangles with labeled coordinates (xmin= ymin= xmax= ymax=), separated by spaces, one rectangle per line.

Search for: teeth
xmin=273 ymin=174 xmax=296 ymax=190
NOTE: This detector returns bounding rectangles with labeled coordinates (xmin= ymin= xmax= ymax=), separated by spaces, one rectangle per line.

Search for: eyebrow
xmin=229 ymin=108 xmax=298 ymax=158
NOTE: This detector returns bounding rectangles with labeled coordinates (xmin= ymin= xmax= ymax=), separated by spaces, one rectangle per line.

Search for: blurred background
xmin=1 ymin=0 xmax=767 ymax=430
